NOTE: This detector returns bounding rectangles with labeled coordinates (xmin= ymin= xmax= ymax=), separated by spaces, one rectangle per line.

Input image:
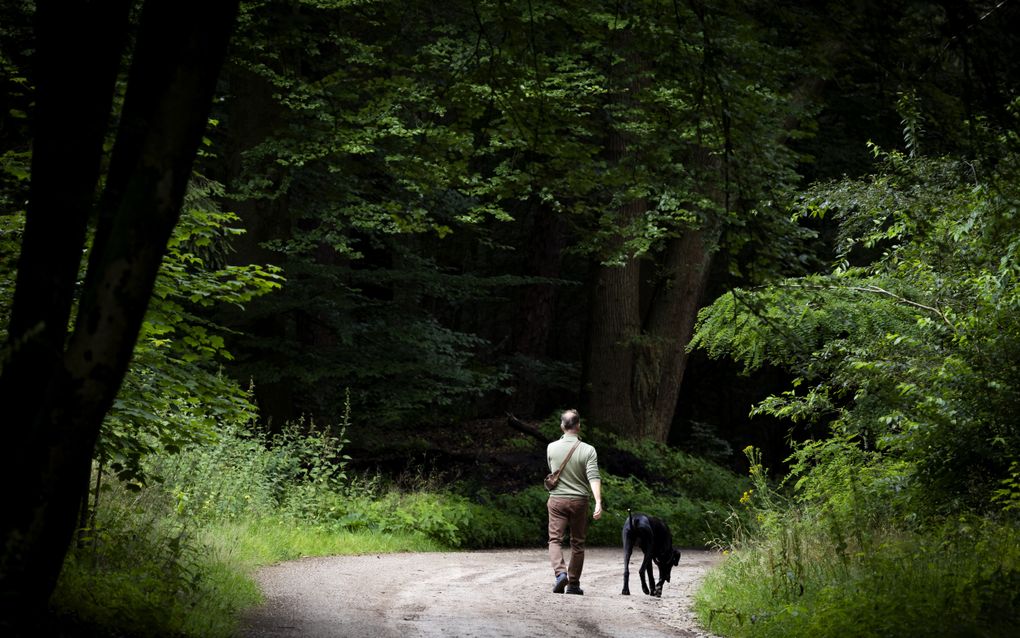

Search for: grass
xmin=201 ymin=518 xmax=448 ymax=566
xmin=52 ymin=506 xmax=450 ymax=637
xmin=693 ymin=519 xmax=1020 ymax=638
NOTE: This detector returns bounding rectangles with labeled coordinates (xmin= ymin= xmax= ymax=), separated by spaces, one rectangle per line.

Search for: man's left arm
xmin=587 ymin=450 xmax=602 ymax=520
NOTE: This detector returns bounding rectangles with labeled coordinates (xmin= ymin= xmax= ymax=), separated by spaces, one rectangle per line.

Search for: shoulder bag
xmin=544 ymin=440 xmax=582 ymax=491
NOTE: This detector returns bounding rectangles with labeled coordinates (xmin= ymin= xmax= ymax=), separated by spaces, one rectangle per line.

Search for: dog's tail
xmin=627 ymin=508 xmax=633 ymax=528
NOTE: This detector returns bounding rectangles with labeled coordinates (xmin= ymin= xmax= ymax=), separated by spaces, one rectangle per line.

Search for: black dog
xmin=621 ymin=510 xmax=681 ymax=597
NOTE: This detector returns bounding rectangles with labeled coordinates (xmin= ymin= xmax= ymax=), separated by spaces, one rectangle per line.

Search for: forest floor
xmin=240 ymin=547 xmax=721 ymax=637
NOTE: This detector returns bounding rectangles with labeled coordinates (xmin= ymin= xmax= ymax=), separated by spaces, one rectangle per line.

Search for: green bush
xmin=696 ymin=517 xmax=1020 ymax=638
xmin=695 ymin=448 xmax=1020 ymax=638
xmin=51 ymin=479 xmax=260 ymax=638
xmin=152 ymin=416 xmax=350 ymax=523
xmin=606 ymin=434 xmax=750 ymax=504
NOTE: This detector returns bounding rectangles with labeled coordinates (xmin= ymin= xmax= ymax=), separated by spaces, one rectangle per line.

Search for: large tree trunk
xmin=581 ymin=10 xmax=727 ymax=443
xmin=509 ymin=208 xmax=568 ymax=416
xmin=582 ymin=201 xmax=643 ymax=434
xmin=218 ymin=64 xmax=297 ymax=430
xmin=632 ymin=225 xmax=718 ymax=441
xmin=0 ymin=1 xmax=132 ymax=626
xmin=583 ymin=219 xmax=717 ymax=443
xmin=0 ymin=2 xmax=238 ymax=630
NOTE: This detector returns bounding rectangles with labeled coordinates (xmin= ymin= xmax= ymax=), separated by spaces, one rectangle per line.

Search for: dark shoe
xmin=565 ymin=585 xmax=584 ymax=595
xmin=552 ymin=572 xmax=568 ymax=593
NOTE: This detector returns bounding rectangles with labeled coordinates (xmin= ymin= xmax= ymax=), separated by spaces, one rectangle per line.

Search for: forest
xmin=1 ymin=0 xmax=1018 ymax=636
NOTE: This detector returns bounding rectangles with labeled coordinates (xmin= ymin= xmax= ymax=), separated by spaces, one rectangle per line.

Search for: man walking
xmin=546 ymin=409 xmax=602 ymax=595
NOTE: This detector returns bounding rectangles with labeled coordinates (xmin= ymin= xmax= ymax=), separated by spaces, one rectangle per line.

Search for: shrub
xmin=51 ymin=478 xmax=259 ymax=638
xmin=695 ymin=517 xmax=1020 ymax=638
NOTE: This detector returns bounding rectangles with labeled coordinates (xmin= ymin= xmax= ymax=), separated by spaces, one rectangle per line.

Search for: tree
xmin=693 ymin=131 xmax=1020 ymax=516
xmin=202 ymin=0 xmax=819 ymax=445
xmin=213 ymin=0 xmax=524 ymax=430
xmin=579 ymin=1 xmax=810 ymax=441
xmin=0 ymin=0 xmax=239 ymax=627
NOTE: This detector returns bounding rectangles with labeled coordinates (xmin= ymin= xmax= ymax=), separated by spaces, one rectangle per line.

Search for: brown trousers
xmin=547 ymin=497 xmax=589 ymax=585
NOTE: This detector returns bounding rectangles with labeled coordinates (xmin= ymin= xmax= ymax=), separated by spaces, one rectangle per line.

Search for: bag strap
xmin=553 ymin=440 xmax=582 ymax=475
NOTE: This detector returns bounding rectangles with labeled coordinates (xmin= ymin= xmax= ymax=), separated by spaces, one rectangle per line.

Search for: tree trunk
xmin=583 ymin=217 xmax=717 ymax=443
xmin=218 ymin=63 xmax=296 ymax=430
xmin=0 ymin=1 xmax=132 ymax=625
xmin=581 ymin=12 xmax=727 ymax=443
xmin=582 ymin=200 xmax=644 ymax=435
xmin=509 ymin=209 xmax=567 ymax=416
xmin=0 ymin=2 xmax=238 ymax=629
xmin=632 ymin=225 xmax=718 ymax=441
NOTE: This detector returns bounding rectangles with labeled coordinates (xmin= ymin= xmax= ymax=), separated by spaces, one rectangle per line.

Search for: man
xmin=546 ymin=409 xmax=602 ymax=595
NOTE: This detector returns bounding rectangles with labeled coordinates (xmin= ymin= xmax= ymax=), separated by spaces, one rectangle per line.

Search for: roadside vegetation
xmin=691 ymin=131 xmax=1020 ymax=636
xmin=51 ymin=411 xmax=745 ymax=637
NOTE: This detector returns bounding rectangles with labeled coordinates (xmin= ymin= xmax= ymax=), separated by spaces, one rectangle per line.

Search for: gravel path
xmin=240 ymin=547 xmax=722 ymax=637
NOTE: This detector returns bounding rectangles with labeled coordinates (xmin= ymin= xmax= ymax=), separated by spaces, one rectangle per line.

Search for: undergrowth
xmin=694 ymin=447 xmax=1020 ymax=638
xmin=696 ymin=516 xmax=1020 ymax=638
xmin=51 ymin=411 xmax=744 ymax=637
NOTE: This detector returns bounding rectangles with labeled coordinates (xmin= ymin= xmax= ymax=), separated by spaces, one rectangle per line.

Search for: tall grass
xmin=696 ymin=518 xmax=1020 ymax=637
xmin=50 ymin=416 xmax=451 ymax=637
xmin=694 ymin=447 xmax=1020 ymax=638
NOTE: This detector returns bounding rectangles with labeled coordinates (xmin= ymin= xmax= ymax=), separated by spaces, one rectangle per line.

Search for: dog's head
xmin=654 ymin=547 xmax=682 ymax=582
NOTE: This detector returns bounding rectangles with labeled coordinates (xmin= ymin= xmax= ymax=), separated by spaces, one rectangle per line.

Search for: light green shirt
xmin=546 ymin=433 xmax=600 ymax=499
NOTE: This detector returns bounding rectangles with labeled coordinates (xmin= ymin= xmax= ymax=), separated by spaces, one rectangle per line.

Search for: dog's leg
xmin=621 ymin=533 xmax=633 ymax=595
xmin=639 ymin=551 xmax=653 ymax=595
xmin=622 ymin=509 xmax=636 ymax=596
xmin=653 ymin=568 xmax=664 ymax=597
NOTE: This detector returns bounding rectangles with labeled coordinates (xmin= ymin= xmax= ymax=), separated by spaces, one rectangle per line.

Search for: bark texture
xmin=0 ymin=2 xmax=239 ymax=630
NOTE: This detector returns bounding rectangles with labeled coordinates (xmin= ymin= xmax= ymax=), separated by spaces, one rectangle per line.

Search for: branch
xmin=776 ymin=282 xmax=957 ymax=331
xmin=849 ymin=285 xmax=956 ymax=331
xmin=506 ymin=412 xmax=550 ymax=444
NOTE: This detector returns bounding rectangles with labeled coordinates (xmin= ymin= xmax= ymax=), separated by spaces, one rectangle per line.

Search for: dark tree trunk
xmin=218 ymin=64 xmax=296 ymax=430
xmin=633 ymin=226 xmax=718 ymax=441
xmin=581 ymin=14 xmax=727 ymax=443
xmin=509 ymin=209 xmax=567 ymax=415
xmin=0 ymin=1 xmax=238 ymax=630
xmin=582 ymin=200 xmax=643 ymax=435
xmin=583 ymin=217 xmax=717 ymax=443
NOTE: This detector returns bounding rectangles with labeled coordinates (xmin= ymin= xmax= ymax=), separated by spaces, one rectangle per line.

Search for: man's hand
xmin=593 ymin=501 xmax=603 ymax=520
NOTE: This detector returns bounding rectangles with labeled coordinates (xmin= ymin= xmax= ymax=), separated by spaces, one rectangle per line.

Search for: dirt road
xmin=241 ymin=547 xmax=721 ymax=637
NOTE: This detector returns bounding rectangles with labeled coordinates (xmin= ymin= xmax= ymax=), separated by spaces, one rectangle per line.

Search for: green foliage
xmin=156 ymin=413 xmax=349 ymax=523
xmin=52 ymin=480 xmax=261 ymax=638
xmin=217 ymin=0 xmax=818 ymax=428
xmin=0 ymin=173 xmax=283 ymax=489
xmin=0 ymin=212 xmax=23 ymax=335
xmin=155 ymin=405 xmax=748 ymax=550
xmin=608 ymin=433 xmax=750 ymax=504
xmin=693 ymin=136 xmax=1020 ymax=516
xmin=51 ymin=473 xmax=442 ymax=638
xmin=697 ymin=498 xmax=1020 ymax=637
xmin=100 ymin=176 xmax=283 ymax=487
xmin=691 ymin=115 xmax=1020 ymax=636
